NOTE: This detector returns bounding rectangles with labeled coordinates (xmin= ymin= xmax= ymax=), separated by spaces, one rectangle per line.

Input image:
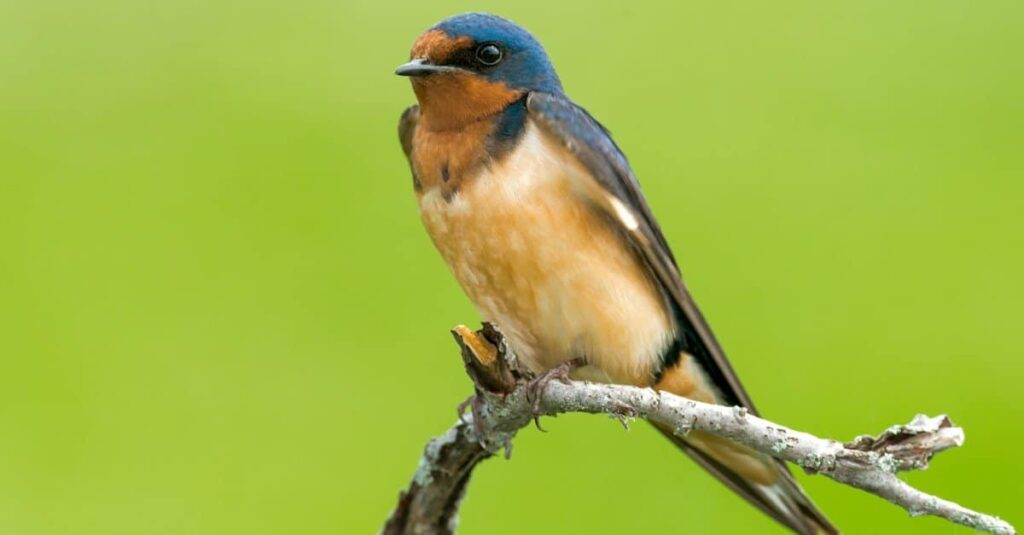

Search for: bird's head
xmin=396 ymin=13 xmax=562 ymax=128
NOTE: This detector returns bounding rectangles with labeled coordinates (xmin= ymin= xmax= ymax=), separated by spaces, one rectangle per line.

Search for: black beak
xmin=395 ymin=58 xmax=458 ymax=77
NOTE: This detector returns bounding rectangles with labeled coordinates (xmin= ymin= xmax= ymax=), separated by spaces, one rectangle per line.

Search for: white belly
xmin=418 ymin=123 xmax=674 ymax=385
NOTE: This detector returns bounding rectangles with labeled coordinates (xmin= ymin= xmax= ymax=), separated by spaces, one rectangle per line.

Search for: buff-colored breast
xmin=417 ymin=122 xmax=674 ymax=385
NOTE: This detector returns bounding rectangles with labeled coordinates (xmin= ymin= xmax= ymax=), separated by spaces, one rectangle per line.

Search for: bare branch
xmin=383 ymin=325 xmax=1016 ymax=535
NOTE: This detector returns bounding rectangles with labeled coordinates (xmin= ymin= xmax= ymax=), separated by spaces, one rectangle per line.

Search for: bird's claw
xmin=457 ymin=393 xmax=489 ymax=440
xmin=525 ymin=357 xmax=585 ymax=431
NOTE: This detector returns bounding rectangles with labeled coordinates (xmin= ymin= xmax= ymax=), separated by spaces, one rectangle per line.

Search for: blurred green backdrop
xmin=2 ymin=0 xmax=1022 ymax=533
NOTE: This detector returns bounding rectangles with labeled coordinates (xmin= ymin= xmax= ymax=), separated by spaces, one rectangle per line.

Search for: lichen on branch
xmin=382 ymin=324 xmax=1016 ymax=535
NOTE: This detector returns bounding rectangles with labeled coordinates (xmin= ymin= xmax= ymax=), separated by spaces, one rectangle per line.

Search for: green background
xmin=2 ymin=1 xmax=1022 ymax=533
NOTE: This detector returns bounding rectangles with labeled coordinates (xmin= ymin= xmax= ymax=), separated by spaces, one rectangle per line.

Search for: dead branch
xmin=381 ymin=324 xmax=1016 ymax=535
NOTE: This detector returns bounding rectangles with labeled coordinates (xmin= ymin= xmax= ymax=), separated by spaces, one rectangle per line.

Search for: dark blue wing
xmin=526 ymin=91 xmax=756 ymax=411
xmin=398 ymin=105 xmax=419 ymax=160
xmin=527 ymin=92 xmax=838 ymax=535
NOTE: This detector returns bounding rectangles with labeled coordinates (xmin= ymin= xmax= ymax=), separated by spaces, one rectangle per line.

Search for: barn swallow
xmin=396 ymin=13 xmax=837 ymax=534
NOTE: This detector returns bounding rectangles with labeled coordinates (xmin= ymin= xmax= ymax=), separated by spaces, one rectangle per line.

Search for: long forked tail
xmin=653 ymin=357 xmax=838 ymax=534
xmin=653 ymin=425 xmax=837 ymax=534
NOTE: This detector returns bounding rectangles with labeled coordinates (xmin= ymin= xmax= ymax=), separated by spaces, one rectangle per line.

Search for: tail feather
xmin=652 ymin=354 xmax=837 ymax=534
xmin=653 ymin=425 xmax=838 ymax=534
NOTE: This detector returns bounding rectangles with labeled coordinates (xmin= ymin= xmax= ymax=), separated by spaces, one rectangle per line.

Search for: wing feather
xmin=398 ymin=105 xmax=419 ymax=161
xmin=526 ymin=91 xmax=755 ymax=411
xmin=526 ymin=92 xmax=836 ymax=534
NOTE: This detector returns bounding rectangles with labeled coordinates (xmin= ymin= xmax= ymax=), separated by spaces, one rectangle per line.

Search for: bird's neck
xmin=408 ymin=97 xmax=528 ymax=201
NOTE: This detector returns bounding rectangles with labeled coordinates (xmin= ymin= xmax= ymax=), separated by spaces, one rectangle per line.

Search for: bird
xmin=395 ymin=13 xmax=836 ymax=534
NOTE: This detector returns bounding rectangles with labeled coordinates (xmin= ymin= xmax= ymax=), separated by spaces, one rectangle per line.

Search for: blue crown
xmin=434 ymin=13 xmax=563 ymax=94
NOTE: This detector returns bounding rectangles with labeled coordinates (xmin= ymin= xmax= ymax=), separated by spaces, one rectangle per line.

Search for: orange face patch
xmin=412 ymin=73 xmax=523 ymax=131
xmin=410 ymin=30 xmax=472 ymax=65
xmin=406 ymin=30 xmax=523 ymax=131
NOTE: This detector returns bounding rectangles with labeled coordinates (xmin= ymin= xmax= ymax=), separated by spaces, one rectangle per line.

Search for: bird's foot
xmin=457 ymin=393 xmax=489 ymax=440
xmin=525 ymin=357 xmax=585 ymax=431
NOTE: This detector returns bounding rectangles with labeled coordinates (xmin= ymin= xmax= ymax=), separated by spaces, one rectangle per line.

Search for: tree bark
xmin=381 ymin=324 xmax=1016 ymax=535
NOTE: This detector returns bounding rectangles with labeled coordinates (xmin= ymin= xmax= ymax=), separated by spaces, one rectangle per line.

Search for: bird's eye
xmin=475 ymin=44 xmax=503 ymax=66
